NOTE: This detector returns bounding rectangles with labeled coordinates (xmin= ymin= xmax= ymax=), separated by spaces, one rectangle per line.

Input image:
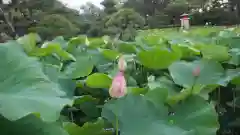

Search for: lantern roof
xmin=180 ymin=13 xmax=189 ymax=16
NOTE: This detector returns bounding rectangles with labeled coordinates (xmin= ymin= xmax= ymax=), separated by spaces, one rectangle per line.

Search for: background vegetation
xmin=0 ymin=0 xmax=240 ymax=135
xmin=1 ymin=0 xmax=240 ymax=41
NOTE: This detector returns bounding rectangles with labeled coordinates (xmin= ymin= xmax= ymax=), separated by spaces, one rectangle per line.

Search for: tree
xmin=147 ymin=10 xmax=171 ymax=28
xmin=80 ymin=2 xmax=102 ymax=15
xmin=105 ymin=8 xmax=145 ymax=41
xmin=123 ymin=0 xmax=170 ymax=17
xmin=101 ymin=0 xmax=118 ymax=15
xmin=164 ymin=0 xmax=189 ymax=22
xmin=186 ymin=0 xmax=209 ymax=9
xmin=80 ymin=2 xmax=104 ymax=24
xmin=29 ymin=14 xmax=80 ymax=40
xmin=79 ymin=2 xmax=106 ymax=36
xmin=229 ymin=0 xmax=240 ymax=21
xmin=0 ymin=0 xmax=85 ymax=40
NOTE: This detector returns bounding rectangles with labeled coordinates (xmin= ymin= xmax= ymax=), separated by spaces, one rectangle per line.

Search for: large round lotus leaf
xmin=228 ymin=48 xmax=240 ymax=66
xmin=117 ymin=41 xmax=138 ymax=54
xmin=86 ymin=73 xmax=112 ymax=88
xmin=30 ymin=42 xmax=76 ymax=61
xmin=137 ymin=47 xmax=181 ymax=69
xmin=102 ymin=95 xmax=218 ymax=135
xmin=142 ymin=35 xmax=163 ymax=46
xmin=218 ymin=68 xmax=240 ymax=86
xmin=87 ymin=38 xmax=105 ymax=48
xmin=0 ymin=41 xmax=72 ymax=121
xmin=67 ymin=35 xmax=87 ymax=53
xmin=17 ymin=33 xmax=41 ymax=53
xmin=100 ymin=49 xmax=120 ymax=61
xmin=64 ymin=118 xmax=113 ymax=135
xmin=169 ymin=60 xmax=225 ymax=88
xmin=63 ymin=56 xmax=94 ymax=79
xmin=145 ymin=88 xmax=168 ymax=109
xmin=42 ymin=64 xmax=76 ymax=97
xmin=51 ymin=36 xmax=68 ymax=49
xmin=196 ymin=44 xmax=230 ymax=61
xmin=0 ymin=114 xmax=68 ymax=135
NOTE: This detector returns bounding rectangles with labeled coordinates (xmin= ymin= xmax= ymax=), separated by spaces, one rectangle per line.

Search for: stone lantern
xmin=180 ymin=13 xmax=190 ymax=30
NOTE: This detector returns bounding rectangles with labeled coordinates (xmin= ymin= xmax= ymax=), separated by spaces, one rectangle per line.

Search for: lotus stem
xmin=116 ymin=115 xmax=119 ymax=135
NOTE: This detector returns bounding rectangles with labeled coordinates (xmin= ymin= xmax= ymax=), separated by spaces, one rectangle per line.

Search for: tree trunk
xmin=237 ymin=3 xmax=240 ymax=20
xmin=0 ymin=7 xmax=16 ymax=36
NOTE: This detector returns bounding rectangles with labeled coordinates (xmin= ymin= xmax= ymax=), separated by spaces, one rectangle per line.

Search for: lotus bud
xmin=193 ymin=67 xmax=200 ymax=77
xmin=118 ymin=55 xmax=127 ymax=72
xmin=109 ymin=71 xmax=127 ymax=98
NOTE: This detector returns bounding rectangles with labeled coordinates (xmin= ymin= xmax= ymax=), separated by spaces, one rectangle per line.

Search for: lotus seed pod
xmin=109 ymin=71 xmax=127 ymax=98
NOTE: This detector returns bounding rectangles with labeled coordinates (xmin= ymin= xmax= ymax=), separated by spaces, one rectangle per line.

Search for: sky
xmin=58 ymin=0 xmax=103 ymax=9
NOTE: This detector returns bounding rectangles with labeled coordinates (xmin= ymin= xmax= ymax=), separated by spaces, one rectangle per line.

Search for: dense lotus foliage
xmin=0 ymin=27 xmax=239 ymax=135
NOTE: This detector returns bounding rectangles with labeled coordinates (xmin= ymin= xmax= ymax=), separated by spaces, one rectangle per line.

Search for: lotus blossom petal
xmin=193 ymin=67 xmax=201 ymax=77
xmin=118 ymin=55 xmax=127 ymax=72
xmin=109 ymin=71 xmax=127 ymax=98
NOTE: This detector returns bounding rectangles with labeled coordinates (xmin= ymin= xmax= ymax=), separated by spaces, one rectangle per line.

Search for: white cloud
xmin=58 ymin=0 xmax=103 ymax=9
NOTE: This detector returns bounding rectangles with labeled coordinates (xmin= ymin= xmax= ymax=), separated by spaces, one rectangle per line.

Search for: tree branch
xmin=0 ymin=6 xmax=16 ymax=37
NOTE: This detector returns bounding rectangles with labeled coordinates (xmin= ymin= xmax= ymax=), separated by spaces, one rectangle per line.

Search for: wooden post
xmin=180 ymin=13 xmax=190 ymax=30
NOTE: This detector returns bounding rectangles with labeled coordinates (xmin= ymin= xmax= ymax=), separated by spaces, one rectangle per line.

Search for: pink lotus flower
xmin=193 ymin=67 xmax=201 ymax=77
xmin=118 ymin=55 xmax=127 ymax=72
xmin=109 ymin=71 xmax=127 ymax=98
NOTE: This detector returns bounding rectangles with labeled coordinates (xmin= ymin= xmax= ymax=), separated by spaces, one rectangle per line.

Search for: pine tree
xmin=101 ymin=0 xmax=117 ymax=15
